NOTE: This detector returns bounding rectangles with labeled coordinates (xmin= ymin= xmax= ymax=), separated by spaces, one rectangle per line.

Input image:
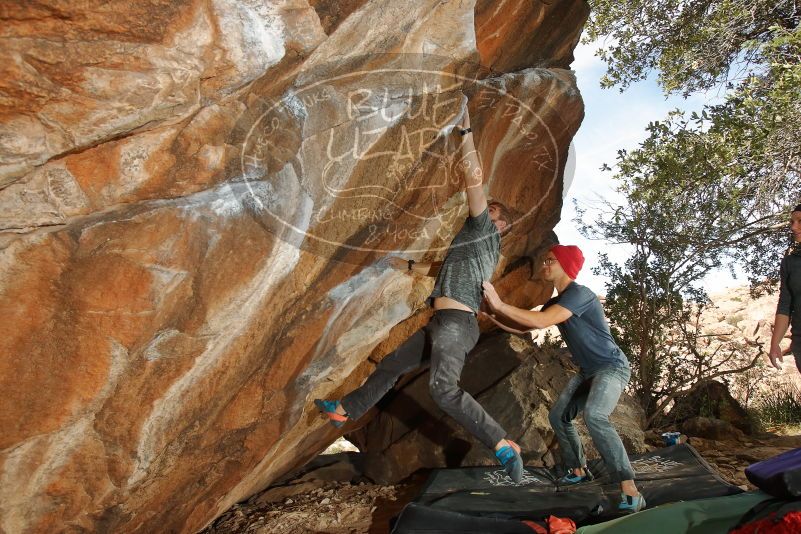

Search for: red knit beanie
xmin=550 ymin=245 xmax=585 ymax=279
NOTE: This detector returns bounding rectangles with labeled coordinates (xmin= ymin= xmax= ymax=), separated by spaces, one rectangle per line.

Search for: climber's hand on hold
xmin=386 ymin=257 xmax=409 ymax=271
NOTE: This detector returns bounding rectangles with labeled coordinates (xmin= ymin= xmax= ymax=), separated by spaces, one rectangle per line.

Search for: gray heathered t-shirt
xmin=542 ymin=281 xmax=630 ymax=374
xmin=428 ymin=206 xmax=500 ymax=312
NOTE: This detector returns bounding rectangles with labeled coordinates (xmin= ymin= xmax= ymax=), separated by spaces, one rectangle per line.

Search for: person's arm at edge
xmin=769 ymin=314 xmax=791 ymax=369
xmin=769 ymin=256 xmax=792 ymax=369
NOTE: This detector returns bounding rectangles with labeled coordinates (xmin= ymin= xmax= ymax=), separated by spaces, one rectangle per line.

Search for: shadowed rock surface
xmin=0 ymin=1 xmax=589 ymax=532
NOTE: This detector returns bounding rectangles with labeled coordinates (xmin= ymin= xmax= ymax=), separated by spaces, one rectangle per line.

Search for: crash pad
xmin=391 ymin=444 xmax=743 ymax=533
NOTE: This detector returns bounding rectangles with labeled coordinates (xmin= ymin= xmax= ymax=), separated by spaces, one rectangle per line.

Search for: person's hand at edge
xmin=768 ymin=343 xmax=784 ymax=370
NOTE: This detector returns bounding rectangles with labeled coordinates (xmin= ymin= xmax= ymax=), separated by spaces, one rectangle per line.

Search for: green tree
xmin=585 ymin=0 xmax=799 ymax=95
xmin=577 ymin=2 xmax=800 ymax=421
xmin=585 ymin=2 xmax=800 ymax=283
xmin=576 ymin=130 xmax=767 ymax=421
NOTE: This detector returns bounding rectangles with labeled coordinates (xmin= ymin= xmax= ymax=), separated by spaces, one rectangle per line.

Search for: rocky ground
xmin=200 ymin=429 xmax=801 ymax=534
xmin=201 ymin=480 xmax=402 ymax=534
xmin=200 ymin=440 xmax=420 ymax=534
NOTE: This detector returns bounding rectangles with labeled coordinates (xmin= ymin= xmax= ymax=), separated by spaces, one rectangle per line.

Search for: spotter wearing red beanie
xmin=550 ymin=245 xmax=585 ymax=280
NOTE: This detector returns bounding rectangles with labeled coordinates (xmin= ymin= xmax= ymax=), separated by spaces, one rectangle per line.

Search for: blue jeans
xmin=548 ymin=365 xmax=635 ymax=482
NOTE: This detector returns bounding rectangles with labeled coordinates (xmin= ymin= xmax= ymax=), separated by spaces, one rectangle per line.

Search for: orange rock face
xmin=0 ymin=1 xmax=588 ymax=532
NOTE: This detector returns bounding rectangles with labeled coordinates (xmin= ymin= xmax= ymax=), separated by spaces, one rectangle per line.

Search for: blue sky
xmin=554 ymin=38 xmax=742 ymax=295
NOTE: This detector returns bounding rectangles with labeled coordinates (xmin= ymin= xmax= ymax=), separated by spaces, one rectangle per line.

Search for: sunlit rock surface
xmin=0 ymin=0 xmax=588 ymax=532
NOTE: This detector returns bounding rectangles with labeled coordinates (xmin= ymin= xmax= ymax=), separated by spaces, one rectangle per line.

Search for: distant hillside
xmin=702 ymin=285 xmax=800 ymax=403
xmin=705 ymin=285 xmax=796 ymax=371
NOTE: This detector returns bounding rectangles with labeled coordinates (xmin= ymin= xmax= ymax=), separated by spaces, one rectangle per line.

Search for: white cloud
xmin=570 ymin=39 xmax=606 ymax=75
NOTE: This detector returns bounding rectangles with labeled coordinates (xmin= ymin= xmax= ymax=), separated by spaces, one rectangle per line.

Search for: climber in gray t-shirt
xmin=427 ymin=205 xmax=501 ymax=313
xmin=314 ymin=106 xmax=525 ymax=483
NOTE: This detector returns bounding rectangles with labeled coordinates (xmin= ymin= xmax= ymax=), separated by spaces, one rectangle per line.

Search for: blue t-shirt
xmin=542 ymin=282 xmax=629 ymax=374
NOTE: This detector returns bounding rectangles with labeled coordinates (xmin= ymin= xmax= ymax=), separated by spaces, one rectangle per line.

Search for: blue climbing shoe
xmin=314 ymin=399 xmax=349 ymax=428
xmin=618 ymin=492 xmax=646 ymax=513
xmin=557 ymin=467 xmax=594 ymax=485
xmin=495 ymin=440 xmax=524 ymax=483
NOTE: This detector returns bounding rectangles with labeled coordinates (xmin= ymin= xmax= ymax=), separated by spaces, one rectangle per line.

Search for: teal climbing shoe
xmin=557 ymin=467 xmax=594 ymax=485
xmin=314 ymin=399 xmax=349 ymax=428
xmin=618 ymin=492 xmax=646 ymax=513
xmin=495 ymin=441 xmax=524 ymax=483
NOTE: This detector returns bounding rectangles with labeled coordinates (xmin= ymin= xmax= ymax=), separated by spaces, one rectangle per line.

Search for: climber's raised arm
xmin=457 ymin=110 xmax=487 ymax=217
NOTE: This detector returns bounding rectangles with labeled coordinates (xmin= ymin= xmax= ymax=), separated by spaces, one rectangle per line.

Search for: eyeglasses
xmin=542 ymin=258 xmax=558 ymax=266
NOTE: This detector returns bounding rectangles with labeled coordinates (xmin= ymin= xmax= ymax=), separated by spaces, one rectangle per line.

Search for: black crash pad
xmin=391 ymin=444 xmax=742 ymax=533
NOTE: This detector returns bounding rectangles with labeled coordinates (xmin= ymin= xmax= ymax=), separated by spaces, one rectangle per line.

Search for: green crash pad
xmin=576 ymin=491 xmax=771 ymax=534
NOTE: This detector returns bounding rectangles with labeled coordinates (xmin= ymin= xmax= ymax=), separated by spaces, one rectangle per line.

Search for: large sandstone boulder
xmin=0 ymin=1 xmax=588 ymax=532
xmin=346 ymin=334 xmax=646 ymax=484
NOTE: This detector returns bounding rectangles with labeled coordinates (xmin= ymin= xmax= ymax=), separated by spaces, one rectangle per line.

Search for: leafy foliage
xmin=577 ymin=3 xmax=800 ymax=421
xmin=584 ymin=1 xmax=800 ymax=95
xmin=755 ymin=382 xmax=801 ymax=426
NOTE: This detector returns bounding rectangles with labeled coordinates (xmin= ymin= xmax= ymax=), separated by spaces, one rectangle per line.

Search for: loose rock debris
xmin=202 ymin=480 xmax=400 ymax=534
